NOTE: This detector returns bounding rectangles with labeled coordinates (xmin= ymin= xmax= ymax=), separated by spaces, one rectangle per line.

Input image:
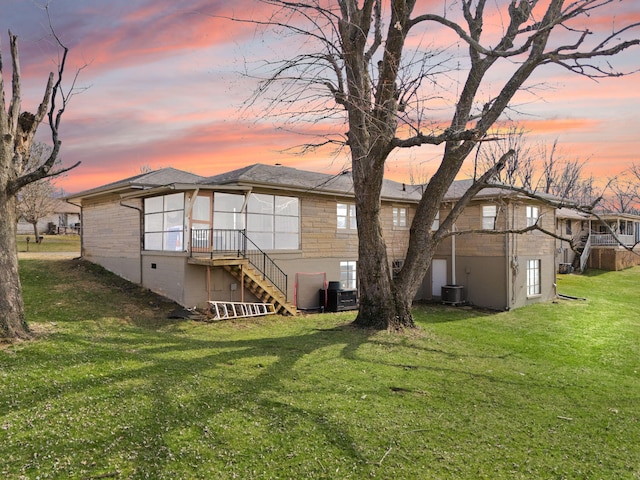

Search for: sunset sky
xmin=2 ymin=0 xmax=639 ymax=194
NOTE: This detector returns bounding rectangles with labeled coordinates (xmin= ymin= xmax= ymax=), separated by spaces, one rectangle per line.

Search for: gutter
xmin=65 ymin=198 xmax=84 ymax=258
xmin=119 ymin=200 xmax=144 ymax=285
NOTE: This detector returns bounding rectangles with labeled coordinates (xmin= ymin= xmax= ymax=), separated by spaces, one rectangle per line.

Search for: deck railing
xmin=190 ymin=228 xmax=288 ymax=299
xmin=590 ymin=233 xmax=635 ymax=247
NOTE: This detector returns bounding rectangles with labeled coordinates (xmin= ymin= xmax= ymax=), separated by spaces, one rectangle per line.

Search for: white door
xmin=432 ymin=259 xmax=447 ymax=298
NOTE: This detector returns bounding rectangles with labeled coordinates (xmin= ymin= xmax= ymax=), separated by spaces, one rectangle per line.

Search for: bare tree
xmin=16 ymin=143 xmax=60 ymax=241
xmin=476 ymin=129 xmax=600 ymax=206
xmin=603 ymin=175 xmax=638 ymax=213
xmin=231 ymin=0 xmax=639 ymax=329
xmin=475 ymin=126 xmax=536 ymax=189
xmin=0 ymin=30 xmax=80 ymax=341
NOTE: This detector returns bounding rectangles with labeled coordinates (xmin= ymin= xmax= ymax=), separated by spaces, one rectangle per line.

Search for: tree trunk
xmin=31 ymin=221 xmax=39 ymax=242
xmin=0 ymin=191 xmax=30 ymax=341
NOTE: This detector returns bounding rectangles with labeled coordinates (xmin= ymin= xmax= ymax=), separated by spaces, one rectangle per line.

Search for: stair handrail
xmin=579 ymin=233 xmax=591 ymax=272
xmin=189 ymin=228 xmax=287 ymax=300
xmin=238 ymin=230 xmax=288 ymax=299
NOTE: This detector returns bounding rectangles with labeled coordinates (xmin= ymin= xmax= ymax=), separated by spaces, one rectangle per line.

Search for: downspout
xmin=119 ymin=200 xmax=144 ymax=285
xmin=65 ymin=199 xmax=83 ymax=258
xmin=505 ymin=206 xmax=511 ymax=311
xmin=451 ymin=223 xmax=456 ymax=285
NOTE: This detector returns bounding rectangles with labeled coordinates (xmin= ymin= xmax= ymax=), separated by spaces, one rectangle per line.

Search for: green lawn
xmin=2 ymin=259 xmax=639 ymax=479
xmin=16 ymin=234 xmax=80 ymax=253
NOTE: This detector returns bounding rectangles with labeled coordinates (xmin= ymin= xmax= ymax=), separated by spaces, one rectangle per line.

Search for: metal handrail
xmin=190 ymin=228 xmax=288 ymax=299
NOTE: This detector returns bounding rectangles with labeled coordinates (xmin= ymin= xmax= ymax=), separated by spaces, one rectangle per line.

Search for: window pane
xmin=164 ymin=226 xmax=184 ymax=251
xmin=275 ymin=196 xmax=299 ymax=216
xmin=145 ymin=196 xmax=163 ymax=214
xmin=349 ymin=205 xmax=357 ymax=230
xmin=275 ymin=232 xmax=299 ymax=249
xmin=214 ymin=192 xmax=244 ymax=212
xmin=247 ymin=213 xmax=273 ymax=232
xmin=164 ymin=211 xmax=183 ymax=229
xmin=526 ymin=259 xmax=541 ymax=296
xmin=145 ymin=213 xmax=163 ymax=233
xmin=214 ymin=212 xmax=244 ymax=230
xmin=193 ymin=196 xmax=211 ymax=221
xmin=164 ymin=193 xmax=184 ymax=211
xmin=248 ymin=232 xmax=273 ymax=250
xmin=340 ymin=261 xmax=357 ymax=289
xmin=248 ymin=193 xmax=274 ymax=214
xmin=432 ymin=211 xmax=440 ymax=231
xmin=275 ymin=215 xmax=298 ymax=233
xmin=145 ymin=232 xmax=162 ymax=251
xmin=483 ymin=205 xmax=496 ymax=216
xmin=483 ymin=205 xmax=496 ymax=230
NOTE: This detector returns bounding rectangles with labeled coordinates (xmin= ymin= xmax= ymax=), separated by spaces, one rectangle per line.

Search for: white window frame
xmin=482 ymin=205 xmax=497 ymax=230
xmin=431 ymin=211 xmax=440 ymax=231
xmin=144 ymin=193 xmax=185 ymax=251
xmin=526 ymin=259 xmax=541 ymax=297
xmin=340 ymin=261 xmax=357 ymax=289
xmin=392 ymin=206 xmax=407 ymax=228
xmin=337 ymin=203 xmax=357 ymax=230
xmin=526 ymin=205 xmax=540 ymax=228
xmin=247 ymin=193 xmax=300 ymax=251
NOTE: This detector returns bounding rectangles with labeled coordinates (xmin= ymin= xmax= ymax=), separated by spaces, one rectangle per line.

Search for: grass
xmin=1 ymin=259 xmax=639 ymax=479
xmin=16 ymin=234 xmax=80 ymax=253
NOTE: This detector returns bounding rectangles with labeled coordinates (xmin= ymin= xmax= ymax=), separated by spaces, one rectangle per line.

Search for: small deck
xmin=187 ymin=255 xmax=247 ymax=267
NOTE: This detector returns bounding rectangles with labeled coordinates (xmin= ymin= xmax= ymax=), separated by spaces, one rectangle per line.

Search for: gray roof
xmin=67 ymin=167 xmax=206 ymax=200
xmin=443 ymin=178 xmax=561 ymax=203
xmin=68 ymin=163 xmax=555 ymax=206
xmin=205 ymin=163 xmax=422 ymax=201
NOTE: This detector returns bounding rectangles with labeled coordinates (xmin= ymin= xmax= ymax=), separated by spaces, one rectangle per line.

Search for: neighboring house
xmin=17 ymin=198 xmax=81 ymax=235
xmin=554 ymin=207 xmax=591 ymax=272
xmin=556 ymin=209 xmax=640 ymax=272
xmin=66 ymin=164 xmax=559 ymax=313
xmin=420 ymin=180 xmax=558 ymax=311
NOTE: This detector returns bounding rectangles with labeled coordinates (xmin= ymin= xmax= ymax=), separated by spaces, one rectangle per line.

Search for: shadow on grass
xmin=11 ymin=258 xmax=378 ymax=476
xmin=1 ymin=321 xmax=374 ymax=477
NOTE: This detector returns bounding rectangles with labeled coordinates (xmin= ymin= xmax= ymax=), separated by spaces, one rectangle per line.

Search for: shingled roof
xmin=205 ymin=163 xmax=422 ymax=201
xmin=67 ymin=167 xmax=206 ymax=200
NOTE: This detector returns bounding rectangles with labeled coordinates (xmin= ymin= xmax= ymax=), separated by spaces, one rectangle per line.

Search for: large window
xmin=482 ymin=205 xmax=497 ymax=230
xmin=337 ymin=203 xmax=357 ymax=230
xmin=527 ymin=259 xmax=541 ymax=297
xmin=212 ymin=192 xmax=299 ymax=251
xmin=144 ymin=193 xmax=185 ymax=251
xmin=392 ymin=207 xmax=407 ymax=228
xmin=526 ymin=205 xmax=539 ymax=227
xmin=340 ymin=261 xmax=357 ymax=289
xmin=247 ymin=193 xmax=299 ymax=250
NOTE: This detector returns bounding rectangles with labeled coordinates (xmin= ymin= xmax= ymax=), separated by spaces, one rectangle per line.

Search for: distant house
xmin=67 ymin=164 xmax=559 ymax=313
xmin=17 ymin=198 xmax=81 ymax=235
xmin=556 ymin=208 xmax=640 ymax=272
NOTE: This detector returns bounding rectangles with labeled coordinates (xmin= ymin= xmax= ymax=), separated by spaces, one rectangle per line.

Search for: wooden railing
xmin=591 ymin=233 xmax=635 ymax=247
xmin=190 ymin=228 xmax=288 ymax=299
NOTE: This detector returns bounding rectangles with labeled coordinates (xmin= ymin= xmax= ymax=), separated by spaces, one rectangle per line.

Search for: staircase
xmin=223 ymin=262 xmax=297 ymax=316
xmin=572 ymin=232 xmax=591 ymax=272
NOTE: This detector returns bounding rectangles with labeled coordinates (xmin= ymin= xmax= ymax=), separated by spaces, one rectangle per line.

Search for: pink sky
xmin=2 ymin=0 xmax=638 ymax=193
